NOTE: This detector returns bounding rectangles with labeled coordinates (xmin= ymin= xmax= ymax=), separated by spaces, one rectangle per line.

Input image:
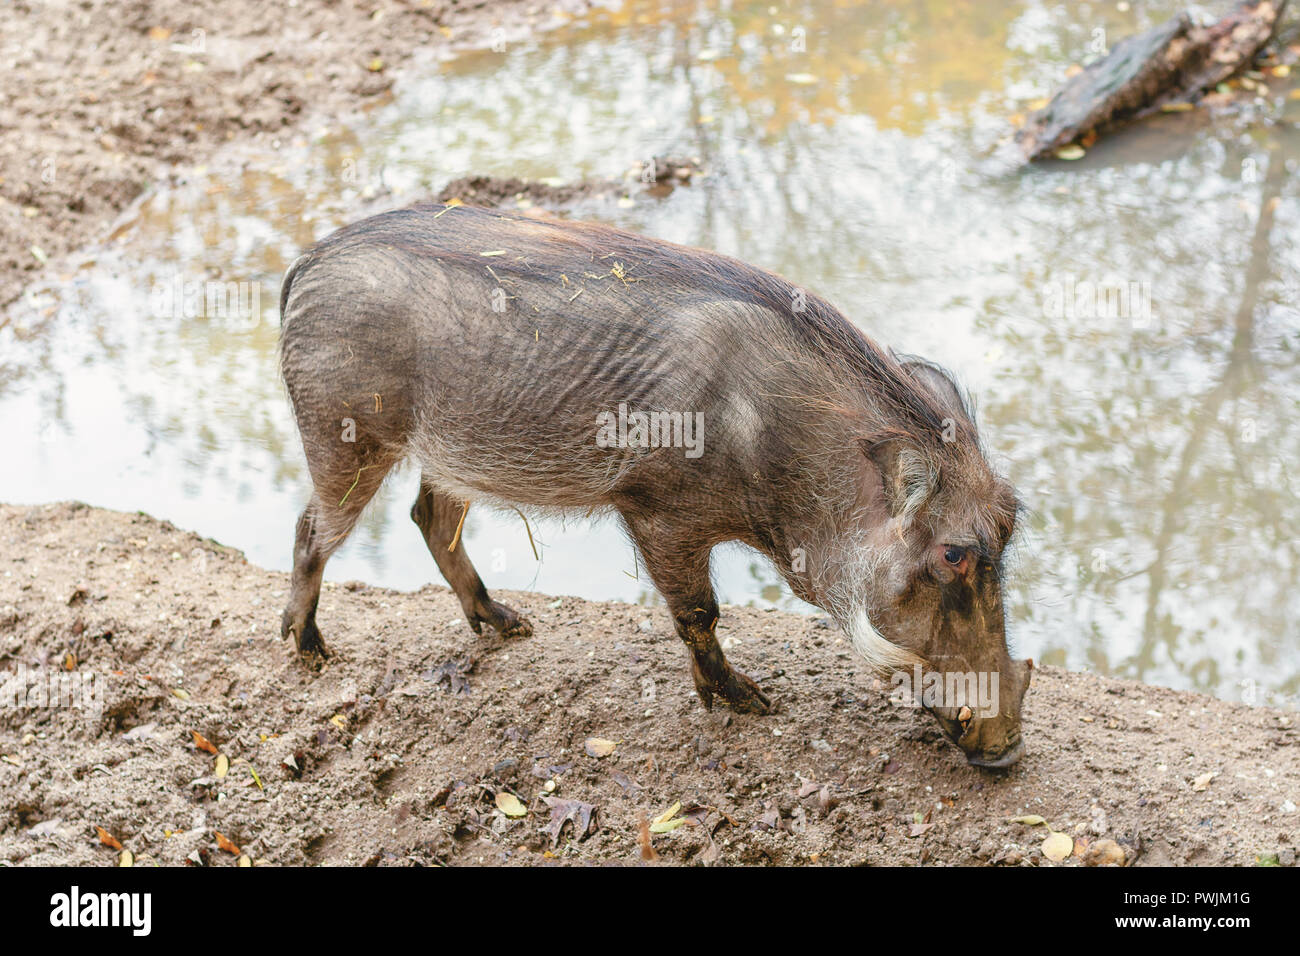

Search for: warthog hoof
xmin=293 ymin=620 xmax=330 ymax=663
xmin=282 ymin=607 xmax=330 ymax=663
xmin=468 ymin=600 xmax=533 ymax=640
xmin=692 ymin=663 xmax=773 ymax=715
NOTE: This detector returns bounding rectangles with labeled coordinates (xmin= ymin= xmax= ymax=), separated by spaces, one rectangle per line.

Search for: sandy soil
xmin=0 ymin=0 xmax=596 ymax=308
xmin=1 ymin=502 xmax=1296 ymax=867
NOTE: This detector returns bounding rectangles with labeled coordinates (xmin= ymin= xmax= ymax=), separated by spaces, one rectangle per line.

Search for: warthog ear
xmin=898 ymin=356 xmax=974 ymax=427
xmin=899 ymin=356 xmax=972 ymax=421
xmin=862 ymin=438 xmax=935 ymax=522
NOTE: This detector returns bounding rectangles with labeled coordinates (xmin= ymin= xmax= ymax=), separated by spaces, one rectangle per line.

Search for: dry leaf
xmin=1009 ymin=814 xmax=1048 ymax=826
xmin=653 ymin=818 xmax=688 ymax=833
xmin=495 ymin=791 xmax=528 ymax=818
xmin=610 ymin=770 xmax=641 ymax=795
xmin=651 ymin=801 xmax=681 ymax=826
xmin=637 ymin=816 xmax=658 ymax=861
xmin=214 ymin=831 xmax=241 ymax=855
xmin=584 ymin=737 xmax=617 ymax=758
xmin=1191 ymin=771 xmax=1216 ymax=792
xmin=541 ymin=796 xmax=598 ymax=847
xmin=192 ymin=730 xmax=218 ymax=755
xmin=649 ymin=801 xmax=686 ymax=833
xmin=96 ymin=826 xmax=122 ymax=850
xmin=1042 ymin=831 xmax=1073 ymax=862
xmin=1083 ymin=838 xmax=1126 ymax=867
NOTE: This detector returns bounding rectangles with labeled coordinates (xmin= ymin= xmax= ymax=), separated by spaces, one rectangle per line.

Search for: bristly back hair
xmin=296 ymin=201 xmax=983 ymax=499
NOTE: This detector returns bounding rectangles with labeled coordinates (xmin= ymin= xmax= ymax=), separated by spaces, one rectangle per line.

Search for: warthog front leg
xmin=674 ymin=603 xmax=772 ymax=714
xmin=411 ymin=479 xmax=533 ymax=639
xmin=619 ymin=509 xmax=771 ymax=715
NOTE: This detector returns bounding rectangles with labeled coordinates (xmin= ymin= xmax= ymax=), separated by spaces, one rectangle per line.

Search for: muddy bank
xmin=433 ymin=158 xmax=704 ymax=211
xmin=1 ymin=502 xmax=1296 ymax=866
xmin=0 ymin=0 xmax=595 ymax=308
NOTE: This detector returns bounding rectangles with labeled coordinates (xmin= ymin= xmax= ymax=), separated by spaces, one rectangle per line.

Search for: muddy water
xmin=2 ymin=0 xmax=1298 ymax=704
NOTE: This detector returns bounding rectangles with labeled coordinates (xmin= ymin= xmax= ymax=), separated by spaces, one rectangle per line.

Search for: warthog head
xmin=815 ymin=359 xmax=1031 ymax=768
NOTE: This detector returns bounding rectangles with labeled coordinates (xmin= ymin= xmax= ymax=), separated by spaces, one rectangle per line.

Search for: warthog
xmin=278 ymin=202 xmax=1031 ymax=767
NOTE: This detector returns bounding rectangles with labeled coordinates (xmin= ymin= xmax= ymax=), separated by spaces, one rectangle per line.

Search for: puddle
xmin=3 ymin=0 xmax=1299 ymax=703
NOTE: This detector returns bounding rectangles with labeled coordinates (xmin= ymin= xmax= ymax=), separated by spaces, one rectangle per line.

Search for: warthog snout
xmin=927 ymin=658 xmax=1033 ymax=768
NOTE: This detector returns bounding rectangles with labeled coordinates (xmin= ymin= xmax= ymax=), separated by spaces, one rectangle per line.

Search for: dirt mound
xmin=1 ymin=502 xmax=1296 ymax=866
xmin=434 ymin=158 xmax=706 ymax=212
xmin=436 ymin=175 xmax=620 ymax=210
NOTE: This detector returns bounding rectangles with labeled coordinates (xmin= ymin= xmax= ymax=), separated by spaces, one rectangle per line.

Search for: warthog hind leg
xmin=411 ymin=479 xmax=533 ymax=639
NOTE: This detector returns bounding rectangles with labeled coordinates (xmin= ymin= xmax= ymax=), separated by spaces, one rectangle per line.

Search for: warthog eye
xmin=943 ymin=546 xmax=966 ymax=566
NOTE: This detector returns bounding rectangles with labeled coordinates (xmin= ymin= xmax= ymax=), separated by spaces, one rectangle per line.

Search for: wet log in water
xmin=1017 ymin=0 xmax=1287 ymax=160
